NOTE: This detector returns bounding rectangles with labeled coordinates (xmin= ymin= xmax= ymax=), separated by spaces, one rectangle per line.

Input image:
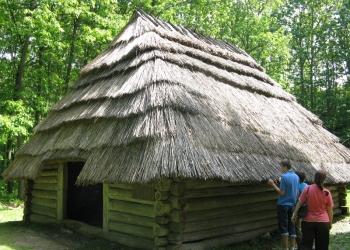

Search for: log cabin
xmin=3 ymin=10 xmax=350 ymax=250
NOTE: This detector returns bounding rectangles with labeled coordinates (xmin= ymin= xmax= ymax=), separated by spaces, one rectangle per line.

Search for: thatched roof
xmin=3 ymin=10 xmax=350 ymax=185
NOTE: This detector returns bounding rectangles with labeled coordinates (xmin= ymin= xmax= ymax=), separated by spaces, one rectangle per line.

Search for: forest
xmin=0 ymin=0 xmax=349 ymax=178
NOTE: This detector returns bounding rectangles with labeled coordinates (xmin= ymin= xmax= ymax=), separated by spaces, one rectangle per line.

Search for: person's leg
xmin=277 ymin=205 xmax=290 ymax=249
xmin=314 ymin=222 xmax=330 ymax=250
xmin=300 ymin=221 xmax=315 ymax=250
xmin=296 ymin=217 xmax=302 ymax=248
xmin=287 ymin=206 xmax=297 ymax=249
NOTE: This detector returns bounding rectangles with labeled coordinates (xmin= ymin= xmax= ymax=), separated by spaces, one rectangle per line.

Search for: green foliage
xmin=0 ymin=180 xmax=19 ymax=204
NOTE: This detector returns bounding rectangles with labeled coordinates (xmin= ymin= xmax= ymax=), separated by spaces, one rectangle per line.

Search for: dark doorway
xmin=66 ymin=162 xmax=103 ymax=228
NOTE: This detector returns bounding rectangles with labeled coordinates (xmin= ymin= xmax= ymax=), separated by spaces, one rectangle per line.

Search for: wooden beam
xmin=32 ymin=197 xmax=57 ymax=209
xmin=57 ymin=162 xmax=67 ymax=220
xmin=109 ymin=221 xmax=154 ymax=239
xmin=32 ymin=190 xmax=57 ymax=200
xmin=109 ymin=199 xmax=155 ymax=218
xmin=31 ymin=204 xmax=56 ymax=218
xmin=33 ymin=183 xmax=57 ymax=191
xmin=185 ymin=200 xmax=276 ymax=222
xmin=109 ymin=210 xmax=155 ymax=228
xmin=103 ymin=183 xmax=110 ymax=232
xmin=34 ymin=176 xmax=58 ymax=184
xmin=184 ymin=192 xmax=277 ymax=212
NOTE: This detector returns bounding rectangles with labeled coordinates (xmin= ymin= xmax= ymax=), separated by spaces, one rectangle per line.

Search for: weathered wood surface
xmin=31 ymin=197 xmax=57 ymax=209
xmin=109 ymin=210 xmax=155 ymax=228
xmin=103 ymin=184 xmax=109 ymax=232
xmin=109 ymin=187 xmax=154 ymax=205
xmin=169 ymin=196 xmax=186 ymax=210
xmin=155 ymin=179 xmax=173 ymax=191
xmin=184 ymin=191 xmax=277 ymax=212
xmin=33 ymin=183 xmax=57 ymax=191
xmin=34 ymin=176 xmax=58 ymax=184
xmin=31 ymin=204 xmax=56 ymax=218
xmin=156 ymin=216 xmax=170 ymax=225
xmin=154 ymin=200 xmax=172 ymax=216
xmin=155 ymin=236 xmax=168 ymax=247
xmin=109 ymin=183 xmax=132 ymax=190
xmin=109 ymin=199 xmax=155 ymax=218
xmin=169 ymin=209 xmax=276 ymax=233
xmin=103 ymin=230 xmax=154 ymax=249
xmin=57 ymin=163 xmax=67 ymax=221
xmin=109 ymin=221 xmax=154 ymax=239
xmin=176 ymin=217 xmax=277 ymax=243
xmin=32 ymin=190 xmax=57 ymax=200
xmin=40 ymin=169 xmax=58 ymax=176
xmin=29 ymin=214 xmax=60 ymax=225
xmin=155 ymin=191 xmax=170 ymax=201
xmin=183 ymin=180 xmax=247 ymax=190
xmin=184 ymin=184 xmax=276 ymax=198
xmin=42 ymin=164 xmax=58 ymax=170
xmin=174 ymin=224 xmax=278 ymax=250
xmin=153 ymin=224 xmax=170 ymax=237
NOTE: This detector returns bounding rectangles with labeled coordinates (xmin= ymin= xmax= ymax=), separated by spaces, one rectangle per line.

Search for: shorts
xmin=277 ymin=205 xmax=297 ymax=238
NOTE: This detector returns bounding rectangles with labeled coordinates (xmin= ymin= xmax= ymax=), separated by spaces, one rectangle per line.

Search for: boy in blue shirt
xmin=268 ymin=160 xmax=299 ymax=250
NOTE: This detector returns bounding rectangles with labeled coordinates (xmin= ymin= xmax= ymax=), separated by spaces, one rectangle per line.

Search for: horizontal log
xmin=185 ymin=192 xmax=277 ymax=212
xmin=155 ymin=179 xmax=173 ymax=191
xmin=32 ymin=190 xmax=57 ymax=200
xmin=154 ymin=201 xmax=172 ymax=216
xmin=103 ymin=230 xmax=154 ymax=249
xmin=185 ymin=200 xmax=276 ymax=222
xmin=169 ymin=209 xmax=186 ymax=223
xmin=339 ymin=193 xmax=346 ymax=199
xmin=333 ymin=208 xmax=341 ymax=215
xmin=170 ymin=182 xmax=187 ymax=196
xmin=185 ymin=184 xmax=276 ymax=198
xmin=109 ymin=183 xmax=132 ymax=190
xmin=325 ymin=185 xmax=340 ymax=191
xmin=109 ymin=187 xmax=131 ymax=198
xmin=155 ymin=191 xmax=170 ymax=201
xmin=339 ymin=198 xmax=346 ymax=207
xmin=338 ymin=186 xmax=346 ymax=193
xmin=170 ymin=209 xmax=276 ymax=233
xmin=109 ymin=188 xmax=154 ymax=205
xmin=169 ymin=196 xmax=186 ymax=209
xmin=109 ymin=199 xmax=155 ymax=218
xmin=42 ymin=164 xmax=58 ymax=170
xmin=156 ymin=216 xmax=170 ymax=225
xmin=340 ymin=206 xmax=349 ymax=215
xmin=184 ymin=180 xmax=247 ymax=190
xmin=33 ymin=183 xmax=57 ymax=191
xmin=180 ymin=224 xmax=278 ymax=250
xmin=40 ymin=169 xmax=58 ymax=177
xmin=29 ymin=214 xmax=60 ymax=225
xmin=32 ymin=197 xmax=57 ymax=209
xmin=31 ymin=204 xmax=56 ymax=218
xmin=182 ymin=217 xmax=277 ymax=243
xmin=331 ymin=190 xmax=339 ymax=198
xmin=34 ymin=176 xmax=58 ymax=184
xmin=109 ymin=210 xmax=155 ymax=228
xmin=109 ymin=221 xmax=154 ymax=239
xmin=153 ymin=224 xmax=170 ymax=236
xmin=155 ymin=237 xmax=168 ymax=247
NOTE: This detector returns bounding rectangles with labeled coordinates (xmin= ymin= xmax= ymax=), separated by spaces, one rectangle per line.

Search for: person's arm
xmin=327 ymin=206 xmax=333 ymax=230
xmin=291 ymin=200 xmax=303 ymax=223
xmin=267 ymin=179 xmax=285 ymax=196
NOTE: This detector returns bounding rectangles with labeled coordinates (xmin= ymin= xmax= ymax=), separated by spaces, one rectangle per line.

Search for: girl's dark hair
xmin=280 ymin=159 xmax=292 ymax=170
xmin=314 ymin=170 xmax=327 ymax=191
xmin=295 ymin=171 xmax=306 ymax=183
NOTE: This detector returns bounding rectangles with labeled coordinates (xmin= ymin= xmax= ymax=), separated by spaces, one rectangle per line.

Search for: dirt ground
xmin=0 ymin=220 xmax=132 ymax=250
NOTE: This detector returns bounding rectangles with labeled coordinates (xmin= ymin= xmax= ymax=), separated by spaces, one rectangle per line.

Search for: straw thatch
xmin=3 ymin=10 xmax=350 ymax=185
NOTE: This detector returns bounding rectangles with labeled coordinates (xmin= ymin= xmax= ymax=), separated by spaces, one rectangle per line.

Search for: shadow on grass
xmin=0 ymin=220 xmax=131 ymax=250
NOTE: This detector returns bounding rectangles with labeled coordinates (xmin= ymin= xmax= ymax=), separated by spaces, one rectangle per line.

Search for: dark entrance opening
xmin=66 ymin=162 xmax=103 ymax=228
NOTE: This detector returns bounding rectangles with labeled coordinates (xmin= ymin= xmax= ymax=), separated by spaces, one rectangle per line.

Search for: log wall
xmin=105 ymin=182 xmax=156 ymax=249
xmin=167 ymin=180 xmax=278 ymax=250
xmin=25 ymin=164 xmax=59 ymax=223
